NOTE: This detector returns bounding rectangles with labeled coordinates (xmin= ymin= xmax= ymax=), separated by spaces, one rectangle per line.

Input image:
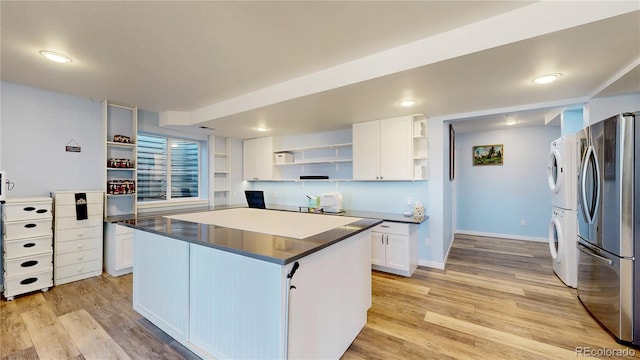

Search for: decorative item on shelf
xmin=107 ymin=158 xmax=133 ymax=168
xmin=274 ymin=152 xmax=294 ymax=164
xmin=113 ymin=134 xmax=132 ymax=144
xmin=414 ymin=121 xmax=426 ymax=137
xmin=107 ymin=180 xmax=136 ymax=195
xmin=413 ymin=200 xmax=425 ymax=221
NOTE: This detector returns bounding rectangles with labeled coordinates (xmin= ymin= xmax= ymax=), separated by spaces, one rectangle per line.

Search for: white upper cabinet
xmin=352 ymin=121 xmax=380 ymax=180
xmin=243 ymin=137 xmax=273 ymax=181
xmin=353 ymin=116 xmax=413 ymax=180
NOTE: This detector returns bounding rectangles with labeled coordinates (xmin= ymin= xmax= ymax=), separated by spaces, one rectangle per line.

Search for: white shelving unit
xmin=103 ymin=101 xmax=137 ymax=278
xmin=104 ymin=101 xmax=137 ymax=217
xmin=213 ymin=135 xmax=231 ymax=206
xmin=412 ymin=116 xmax=428 ymax=180
xmin=273 ymin=143 xmax=353 ymax=181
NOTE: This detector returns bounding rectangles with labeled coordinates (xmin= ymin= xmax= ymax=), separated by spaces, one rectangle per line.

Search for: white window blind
xmin=170 ymin=140 xmax=199 ymax=198
xmin=137 ymin=135 xmax=200 ymax=202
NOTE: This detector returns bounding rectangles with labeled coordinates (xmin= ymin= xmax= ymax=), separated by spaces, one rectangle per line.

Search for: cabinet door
xmin=370 ymin=232 xmax=386 ymax=266
xmin=243 ymin=139 xmax=257 ymax=180
xmin=117 ymin=234 xmax=134 ymax=270
xmin=255 ymin=137 xmax=273 ymax=180
xmin=380 ymin=117 xmax=412 ymax=180
xmin=385 ymin=234 xmax=409 ymax=271
xmin=353 ymin=121 xmax=380 ymax=180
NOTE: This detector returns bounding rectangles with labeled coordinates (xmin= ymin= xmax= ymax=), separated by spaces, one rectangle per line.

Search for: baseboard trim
xmin=418 ymin=259 xmax=445 ymax=270
xmin=455 ymin=230 xmax=547 ymax=243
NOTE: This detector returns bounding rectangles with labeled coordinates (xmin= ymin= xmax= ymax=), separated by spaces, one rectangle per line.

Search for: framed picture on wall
xmin=449 ymin=124 xmax=455 ymax=180
xmin=473 ymin=144 xmax=504 ymax=166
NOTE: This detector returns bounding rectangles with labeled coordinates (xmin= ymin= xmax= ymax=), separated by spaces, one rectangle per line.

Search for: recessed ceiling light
xmin=505 ymin=119 xmax=516 ymax=126
xmin=39 ymin=50 xmax=72 ymax=63
xmin=256 ymin=127 xmax=268 ymax=132
xmin=399 ymin=99 xmax=417 ymax=107
xmin=532 ymin=73 xmax=562 ymax=85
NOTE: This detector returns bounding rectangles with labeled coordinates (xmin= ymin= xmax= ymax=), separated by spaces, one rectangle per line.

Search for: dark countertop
xmin=119 ymin=209 xmax=382 ymax=265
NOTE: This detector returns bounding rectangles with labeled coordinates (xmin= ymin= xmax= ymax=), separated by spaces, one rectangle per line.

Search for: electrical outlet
xmin=520 ymin=219 xmax=526 ymax=226
xmin=425 ymin=237 xmax=431 ymax=246
xmin=406 ymin=196 xmax=413 ymax=205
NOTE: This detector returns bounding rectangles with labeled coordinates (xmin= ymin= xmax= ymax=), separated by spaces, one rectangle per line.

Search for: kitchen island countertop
xmin=119 ymin=208 xmax=382 ymax=265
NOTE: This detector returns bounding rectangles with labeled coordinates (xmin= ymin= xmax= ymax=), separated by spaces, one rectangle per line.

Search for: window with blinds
xmin=137 ymin=134 xmax=199 ymax=202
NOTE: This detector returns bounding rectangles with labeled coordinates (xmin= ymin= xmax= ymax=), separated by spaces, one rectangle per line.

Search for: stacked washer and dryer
xmin=547 ymin=134 xmax=579 ymax=288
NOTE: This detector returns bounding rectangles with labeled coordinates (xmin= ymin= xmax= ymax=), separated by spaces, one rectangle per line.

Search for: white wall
xmin=0 ymin=81 xmax=104 ymax=197
xmin=455 ymin=125 xmax=560 ymax=240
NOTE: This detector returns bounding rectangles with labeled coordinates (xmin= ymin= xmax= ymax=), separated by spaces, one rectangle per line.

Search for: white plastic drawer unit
xmin=4 ymin=236 xmax=52 ymax=259
xmin=55 ymin=216 xmax=103 ymax=230
xmin=371 ymin=222 xmax=410 ymax=236
xmin=4 ymin=271 xmax=53 ymax=298
xmin=54 ymin=203 xmax=103 ymax=218
xmin=4 ymin=252 xmax=53 ymax=276
xmin=55 ymin=226 xmax=103 ymax=243
xmin=55 ymin=236 xmax=101 ymax=255
xmin=56 ymin=248 xmax=101 ymax=267
xmin=53 ymin=192 xmax=103 ymax=206
xmin=3 ymin=198 xmax=52 ymax=221
xmin=4 ymin=218 xmax=53 ymax=240
xmin=56 ymin=259 xmax=101 ymax=280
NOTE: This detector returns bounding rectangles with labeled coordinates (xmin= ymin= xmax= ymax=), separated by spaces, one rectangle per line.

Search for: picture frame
xmin=473 ymin=144 xmax=504 ymax=166
xmin=449 ymin=124 xmax=455 ymax=180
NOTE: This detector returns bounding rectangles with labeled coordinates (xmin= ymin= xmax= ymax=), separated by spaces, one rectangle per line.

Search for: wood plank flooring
xmin=1 ymin=234 xmax=638 ymax=359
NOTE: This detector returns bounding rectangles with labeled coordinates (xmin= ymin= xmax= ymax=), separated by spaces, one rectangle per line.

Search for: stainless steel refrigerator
xmin=576 ymin=112 xmax=639 ymax=346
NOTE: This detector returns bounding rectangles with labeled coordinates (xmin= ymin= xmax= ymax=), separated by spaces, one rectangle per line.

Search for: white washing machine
xmin=549 ymin=207 xmax=578 ymax=288
xmin=547 ymin=134 xmax=577 ymax=210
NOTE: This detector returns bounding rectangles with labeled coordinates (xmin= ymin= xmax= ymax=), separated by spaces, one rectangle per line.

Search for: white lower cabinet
xmin=370 ymin=221 xmax=418 ymax=277
xmin=104 ymin=222 xmax=134 ymax=276
xmin=52 ymin=191 xmax=104 ymax=285
xmin=2 ymin=197 xmax=53 ymax=300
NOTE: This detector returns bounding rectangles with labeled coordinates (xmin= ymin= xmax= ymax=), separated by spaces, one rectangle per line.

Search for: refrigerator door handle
xmin=580 ymin=145 xmax=601 ymax=224
xmin=577 ymin=243 xmax=613 ymax=266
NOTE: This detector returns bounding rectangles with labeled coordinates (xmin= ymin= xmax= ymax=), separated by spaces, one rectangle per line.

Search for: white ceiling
xmin=1 ymin=1 xmax=639 ymax=139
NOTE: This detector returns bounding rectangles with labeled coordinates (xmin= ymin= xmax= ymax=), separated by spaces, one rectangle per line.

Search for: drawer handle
xmin=23 ymin=243 xmax=36 ymax=248
xmin=36 ymin=209 xmax=48 ymax=214
xmin=24 ymin=223 xmax=37 ymax=229
xmin=20 ymin=278 xmax=38 ymax=285
xmin=380 ymin=225 xmax=390 ymax=228
xmin=21 ymin=260 xmax=38 ymax=268
xmin=23 ymin=207 xmax=36 ymax=212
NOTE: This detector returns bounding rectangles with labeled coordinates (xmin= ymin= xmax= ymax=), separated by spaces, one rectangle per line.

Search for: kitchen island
xmin=122 ymin=207 xmax=381 ymax=359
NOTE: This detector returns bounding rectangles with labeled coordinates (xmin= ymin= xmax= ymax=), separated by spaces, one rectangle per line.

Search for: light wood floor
xmin=2 ymin=234 xmax=638 ymax=359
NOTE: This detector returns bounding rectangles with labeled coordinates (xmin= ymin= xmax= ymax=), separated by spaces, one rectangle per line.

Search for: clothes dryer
xmin=547 ymin=134 xmax=577 ymax=210
xmin=549 ymin=206 xmax=578 ymax=288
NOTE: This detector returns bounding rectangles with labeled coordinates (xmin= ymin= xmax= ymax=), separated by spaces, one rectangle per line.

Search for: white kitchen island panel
xmin=133 ymin=230 xmax=190 ymax=343
xmin=189 ymin=244 xmax=286 ymax=359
